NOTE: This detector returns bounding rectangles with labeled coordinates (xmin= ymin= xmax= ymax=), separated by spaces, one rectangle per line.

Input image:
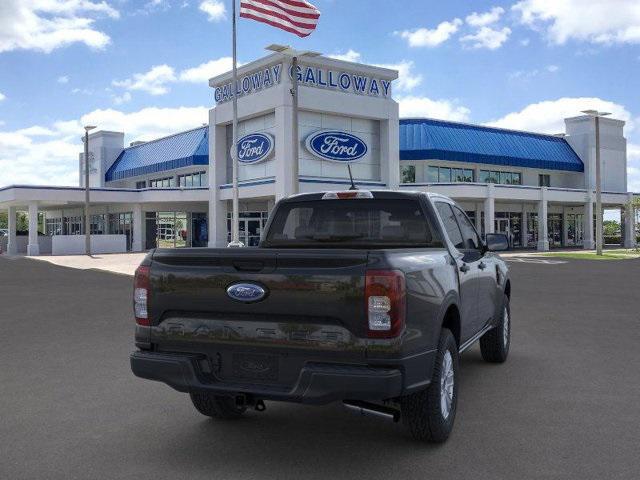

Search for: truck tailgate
xmin=147 ymin=248 xmax=370 ymax=386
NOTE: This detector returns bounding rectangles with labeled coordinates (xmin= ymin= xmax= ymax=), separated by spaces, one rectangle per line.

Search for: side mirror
xmin=485 ymin=233 xmax=509 ymax=252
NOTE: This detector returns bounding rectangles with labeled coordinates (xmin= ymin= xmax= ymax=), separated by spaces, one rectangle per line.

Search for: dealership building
xmin=0 ymin=52 xmax=637 ymax=255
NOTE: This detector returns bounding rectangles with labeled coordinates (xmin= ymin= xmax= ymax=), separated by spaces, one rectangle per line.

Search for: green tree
xmin=603 ymin=220 xmax=620 ymax=237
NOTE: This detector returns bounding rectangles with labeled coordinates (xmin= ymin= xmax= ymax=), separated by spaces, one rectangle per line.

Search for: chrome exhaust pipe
xmin=343 ymin=400 xmax=400 ymax=423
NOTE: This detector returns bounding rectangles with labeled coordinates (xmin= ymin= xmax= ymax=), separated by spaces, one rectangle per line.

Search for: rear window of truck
xmin=263 ymin=199 xmax=443 ymax=248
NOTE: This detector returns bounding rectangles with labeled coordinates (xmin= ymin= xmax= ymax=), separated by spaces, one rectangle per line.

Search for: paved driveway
xmin=1 ymin=256 xmax=639 ymax=480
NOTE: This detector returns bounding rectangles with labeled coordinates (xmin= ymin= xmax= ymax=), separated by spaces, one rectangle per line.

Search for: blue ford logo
xmin=305 ymin=130 xmax=368 ymax=163
xmin=226 ymin=283 xmax=267 ymax=303
xmin=234 ymin=133 xmax=274 ymax=164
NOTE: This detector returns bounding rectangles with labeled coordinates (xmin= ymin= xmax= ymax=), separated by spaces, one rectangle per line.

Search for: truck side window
xmin=435 ymin=203 xmax=464 ymax=250
xmin=451 ymin=206 xmax=480 ymax=250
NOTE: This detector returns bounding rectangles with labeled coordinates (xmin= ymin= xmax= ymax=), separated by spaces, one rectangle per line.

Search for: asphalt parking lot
xmin=1 ymin=255 xmax=639 ymax=480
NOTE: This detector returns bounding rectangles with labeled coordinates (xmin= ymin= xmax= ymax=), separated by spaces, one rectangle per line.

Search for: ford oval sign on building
xmin=235 ymin=133 xmax=274 ymax=164
xmin=305 ymin=130 xmax=368 ymax=163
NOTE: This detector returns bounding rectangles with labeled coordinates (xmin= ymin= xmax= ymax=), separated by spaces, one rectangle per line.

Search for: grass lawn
xmin=542 ymin=249 xmax=640 ymax=260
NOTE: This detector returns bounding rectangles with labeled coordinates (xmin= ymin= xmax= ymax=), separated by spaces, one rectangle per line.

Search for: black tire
xmin=189 ymin=392 xmax=247 ymax=419
xmin=401 ymin=328 xmax=459 ymax=443
xmin=480 ymin=293 xmax=511 ymax=363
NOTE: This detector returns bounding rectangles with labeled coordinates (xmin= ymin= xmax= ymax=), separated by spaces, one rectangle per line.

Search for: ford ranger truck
xmin=131 ymin=190 xmax=511 ymax=443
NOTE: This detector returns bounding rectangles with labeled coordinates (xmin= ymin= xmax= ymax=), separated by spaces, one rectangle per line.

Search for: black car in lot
xmin=131 ymin=190 xmax=511 ymax=442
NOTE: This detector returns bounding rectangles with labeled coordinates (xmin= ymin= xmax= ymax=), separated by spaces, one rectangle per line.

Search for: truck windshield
xmin=263 ymin=199 xmax=443 ymax=248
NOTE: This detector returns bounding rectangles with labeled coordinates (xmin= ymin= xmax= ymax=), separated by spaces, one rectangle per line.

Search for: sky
xmin=0 ymin=0 xmax=639 ymax=193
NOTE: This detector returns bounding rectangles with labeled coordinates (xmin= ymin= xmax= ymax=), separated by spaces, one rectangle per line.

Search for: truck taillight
xmin=134 ymin=265 xmax=150 ymax=326
xmin=365 ymin=270 xmax=406 ymax=338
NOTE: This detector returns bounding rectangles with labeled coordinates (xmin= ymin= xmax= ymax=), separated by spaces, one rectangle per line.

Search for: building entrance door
xmin=566 ymin=214 xmax=584 ymax=246
xmin=547 ymin=214 xmax=563 ymax=247
xmin=495 ymin=218 xmax=509 ymax=235
xmin=227 ymin=211 xmax=268 ymax=247
xmin=239 ymin=219 xmax=262 ymax=247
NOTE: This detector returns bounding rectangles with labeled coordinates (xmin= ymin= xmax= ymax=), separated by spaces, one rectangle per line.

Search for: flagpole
xmin=291 ymin=55 xmax=299 ymax=195
xmin=229 ymin=0 xmax=243 ymax=247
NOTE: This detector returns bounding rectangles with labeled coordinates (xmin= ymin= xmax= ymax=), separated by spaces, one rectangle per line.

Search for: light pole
xmin=265 ymin=44 xmax=320 ymax=195
xmin=581 ymin=110 xmax=610 ymax=256
xmin=83 ymin=125 xmax=96 ymax=255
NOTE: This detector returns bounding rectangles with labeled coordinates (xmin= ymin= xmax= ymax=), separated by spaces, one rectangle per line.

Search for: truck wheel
xmin=401 ymin=328 xmax=459 ymax=443
xmin=189 ymin=392 xmax=247 ymax=419
xmin=480 ymin=293 xmax=510 ymax=363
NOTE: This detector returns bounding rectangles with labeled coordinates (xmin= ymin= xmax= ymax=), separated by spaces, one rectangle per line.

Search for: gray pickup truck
xmin=131 ymin=190 xmax=511 ymax=442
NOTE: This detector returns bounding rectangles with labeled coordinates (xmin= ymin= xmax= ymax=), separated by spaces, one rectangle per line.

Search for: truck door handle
xmin=478 ymin=262 xmax=487 ymax=270
xmin=460 ymin=264 xmax=470 ymax=273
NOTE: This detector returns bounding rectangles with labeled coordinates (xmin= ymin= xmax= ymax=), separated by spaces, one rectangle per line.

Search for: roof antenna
xmin=347 ymin=164 xmax=358 ymax=190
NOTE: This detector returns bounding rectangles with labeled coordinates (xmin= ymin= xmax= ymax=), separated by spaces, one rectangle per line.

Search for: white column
xmin=132 ymin=204 xmax=143 ymax=252
xmin=562 ymin=207 xmax=569 ymax=247
xmin=7 ymin=206 xmax=17 ymax=255
xmin=381 ymin=114 xmax=400 ymax=189
xmin=522 ymin=205 xmax=528 ymax=248
xmin=27 ymin=203 xmax=40 ymax=256
xmin=537 ymin=187 xmax=549 ymax=251
xmin=583 ymin=194 xmax=595 ymax=250
xmin=274 ymin=103 xmax=295 ymax=200
xmin=208 ymin=116 xmax=230 ymax=248
xmin=624 ymin=193 xmax=636 ymax=248
xmin=475 ymin=202 xmax=482 ymax=233
xmin=484 ymin=184 xmax=495 ymax=235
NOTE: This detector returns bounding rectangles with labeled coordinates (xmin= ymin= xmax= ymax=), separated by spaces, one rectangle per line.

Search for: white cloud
xmin=374 ymin=60 xmax=423 ymax=93
xmin=513 ymin=0 xmax=640 ymax=45
xmin=0 ymin=92 xmax=5 ymax=102
xmin=179 ymin=57 xmax=234 ymax=83
xmin=520 ymin=38 xmax=531 ymax=46
xmin=0 ymin=106 xmax=209 ymax=187
xmin=113 ymin=91 xmax=132 ymax=105
xmin=326 ymin=52 xmax=422 ymax=93
xmin=397 ymin=19 xmax=463 ymax=47
xmin=509 ymin=64 xmax=560 ymax=80
xmin=328 ymin=50 xmax=362 ymax=63
xmin=57 ymin=75 xmax=69 ymax=84
xmin=199 ymin=0 xmax=226 ymax=21
xmin=0 ymin=0 xmax=119 ymax=53
xmin=112 ymin=64 xmax=177 ymax=95
xmin=461 ymin=26 xmax=511 ymax=50
xmin=397 ymin=96 xmax=471 ymax=122
xmin=466 ymin=7 xmax=505 ymax=27
xmin=486 ymin=97 xmax=634 ymax=134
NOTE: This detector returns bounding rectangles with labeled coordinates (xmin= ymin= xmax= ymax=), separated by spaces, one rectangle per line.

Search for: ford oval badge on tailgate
xmin=226 ymin=283 xmax=267 ymax=303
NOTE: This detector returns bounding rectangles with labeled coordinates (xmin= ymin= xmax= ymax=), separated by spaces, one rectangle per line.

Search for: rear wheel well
xmin=505 ymin=280 xmax=511 ymax=299
xmin=442 ymin=305 xmax=461 ymax=347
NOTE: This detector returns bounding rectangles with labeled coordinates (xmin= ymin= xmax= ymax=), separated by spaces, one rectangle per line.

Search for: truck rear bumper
xmin=131 ymin=351 xmax=410 ymax=405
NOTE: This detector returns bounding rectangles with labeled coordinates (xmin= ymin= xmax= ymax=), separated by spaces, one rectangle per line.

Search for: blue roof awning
xmin=399 ymin=118 xmax=584 ymax=172
xmin=105 ymin=126 xmax=209 ymax=182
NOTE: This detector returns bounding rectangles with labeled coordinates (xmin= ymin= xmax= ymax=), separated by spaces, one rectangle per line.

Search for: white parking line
xmin=504 ymin=257 xmax=568 ymax=265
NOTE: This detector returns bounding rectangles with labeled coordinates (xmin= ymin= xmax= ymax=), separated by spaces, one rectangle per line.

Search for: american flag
xmin=240 ymin=0 xmax=321 ymax=38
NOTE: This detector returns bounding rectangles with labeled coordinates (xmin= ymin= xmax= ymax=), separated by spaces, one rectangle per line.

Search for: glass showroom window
xmin=46 ymin=218 xmax=63 ymax=236
xmin=149 ymin=177 xmax=175 ymax=188
xmin=178 ymin=171 xmax=207 ymax=188
xmin=401 ymin=165 xmax=416 ymax=183
xmin=136 ymin=181 xmax=146 ymax=189
xmin=479 ymin=170 xmax=522 ymax=185
xmin=539 ymin=174 xmax=551 ymax=187
xmin=427 ymin=166 xmax=474 ymax=183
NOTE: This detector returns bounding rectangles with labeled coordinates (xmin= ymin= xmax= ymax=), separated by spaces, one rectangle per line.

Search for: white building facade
xmin=0 ymin=52 xmax=637 ymax=255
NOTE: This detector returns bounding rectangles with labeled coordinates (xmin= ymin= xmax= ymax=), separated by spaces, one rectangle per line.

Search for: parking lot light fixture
xmin=83 ymin=125 xmax=97 ymax=256
xmin=581 ymin=110 xmax=610 ymax=256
